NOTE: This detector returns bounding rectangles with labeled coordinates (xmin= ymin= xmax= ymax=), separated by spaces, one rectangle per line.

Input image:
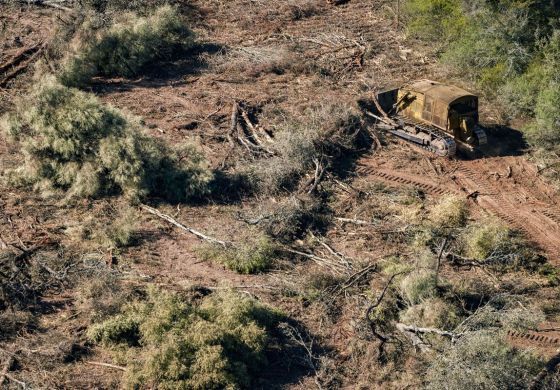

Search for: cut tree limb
xmin=140 ymin=204 xmax=230 ymax=248
xmin=529 ymin=352 xmax=560 ymax=390
xmin=395 ymin=323 xmax=433 ymax=352
xmin=85 ymin=361 xmax=126 ymax=371
xmin=0 ymin=356 xmax=14 ymax=387
xmin=0 ymin=42 xmax=46 ymax=88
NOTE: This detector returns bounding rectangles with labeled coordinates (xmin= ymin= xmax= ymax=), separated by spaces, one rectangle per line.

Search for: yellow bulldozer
xmin=374 ymin=79 xmax=487 ymax=157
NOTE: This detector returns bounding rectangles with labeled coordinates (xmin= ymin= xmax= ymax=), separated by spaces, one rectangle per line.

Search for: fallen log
xmin=140 ymin=204 xmax=230 ymax=248
xmin=0 ymin=42 xmax=42 ymax=74
xmin=0 ymin=42 xmax=46 ymax=88
xmin=86 ymin=361 xmax=126 ymax=371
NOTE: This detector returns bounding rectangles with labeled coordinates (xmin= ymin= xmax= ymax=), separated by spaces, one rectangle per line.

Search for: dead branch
xmin=280 ymin=324 xmax=323 ymax=390
xmin=0 ymin=355 xmax=14 ymax=387
xmin=284 ymin=247 xmax=348 ymax=274
xmin=85 ymin=361 xmax=126 ymax=371
xmin=0 ymin=42 xmax=46 ymax=88
xmin=333 ymin=262 xmax=377 ymax=295
xmin=140 ymin=204 xmax=230 ymax=248
xmin=365 ymin=271 xmax=408 ymax=362
xmin=537 ymin=160 xmax=560 ymax=174
xmin=311 ymin=232 xmax=353 ymax=269
xmin=0 ymin=42 xmax=42 ymax=74
xmin=228 ymin=102 xmax=238 ymax=146
xmin=307 ymin=158 xmax=326 ymax=194
xmin=4 ymin=373 xmax=26 ymax=388
xmin=395 ymin=323 xmax=432 ymax=352
xmin=434 ymin=236 xmax=449 ymax=287
xmin=530 ymin=352 xmax=560 ymax=390
xmin=240 ymin=109 xmax=264 ymax=145
xmin=335 ymin=217 xmax=376 ymax=226
xmin=396 ymin=323 xmax=460 ymax=339
xmin=15 ymin=0 xmax=72 ymax=11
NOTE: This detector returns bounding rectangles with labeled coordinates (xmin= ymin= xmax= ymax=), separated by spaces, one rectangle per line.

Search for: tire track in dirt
xmin=356 ymin=155 xmax=560 ymax=262
xmin=508 ymin=330 xmax=560 ymax=346
xmin=449 ymin=161 xmax=560 ymax=263
xmin=356 ymin=164 xmax=455 ymax=196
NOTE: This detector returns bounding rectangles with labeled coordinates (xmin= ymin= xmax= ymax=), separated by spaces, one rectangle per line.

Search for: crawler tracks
xmin=355 ymin=165 xmax=454 ymax=196
xmin=448 ymin=160 xmax=560 ymax=262
xmin=357 ymin=155 xmax=560 ymax=263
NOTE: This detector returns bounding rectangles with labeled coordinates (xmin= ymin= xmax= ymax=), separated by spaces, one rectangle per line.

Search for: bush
xmin=88 ymin=287 xmax=285 ymax=389
xmin=403 ymin=0 xmax=466 ymax=41
xmin=399 ymin=270 xmax=437 ymax=305
xmin=263 ymin=195 xmax=331 ymax=243
xmin=462 ymin=218 xmax=512 ymax=259
xmin=399 ymin=298 xmax=460 ymax=330
xmin=428 ymin=195 xmax=468 ymax=230
xmin=1 ymin=77 xmax=211 ymax=202
xmin=199 ymin=237 xmax=278 ymax=274
xmin=426 ymin=331 xmax=542 ymax=390
xmin=60 ymin=5 xmax=195 ymax=87
xmin=247 ymin=104 xmax=367 ymax=195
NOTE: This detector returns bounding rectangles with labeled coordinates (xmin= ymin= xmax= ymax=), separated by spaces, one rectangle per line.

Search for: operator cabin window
xmin=423 ymin=96 xmax=433 ymax=121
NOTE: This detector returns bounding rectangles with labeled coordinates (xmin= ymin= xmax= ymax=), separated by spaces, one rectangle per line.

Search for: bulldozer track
xmin=508 ymin=329 xmax=560 ymax=347
xmin=356 ymin=165 xmax=453 ymax=196
xmin=449 ymin=161 xmax=560 ymax=262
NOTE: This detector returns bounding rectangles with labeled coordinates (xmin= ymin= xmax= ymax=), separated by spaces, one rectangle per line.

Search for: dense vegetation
xmin=1 ymin=0 xmax=559 ymax=388
xmin=404 ymin=0 xmax=560 ymax=182
xmin=88 ymin=287 xmax=285 ymax=389
xmin=1 ymin=77 xmax=211 ymax=202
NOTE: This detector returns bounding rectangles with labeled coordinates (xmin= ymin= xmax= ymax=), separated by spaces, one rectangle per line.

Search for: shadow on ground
xmin=91 ymin=42 xmax=224 ymax=94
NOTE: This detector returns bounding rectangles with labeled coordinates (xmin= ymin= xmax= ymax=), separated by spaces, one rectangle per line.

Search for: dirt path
xmin=358 ymin=145 xmax=560 ymax=263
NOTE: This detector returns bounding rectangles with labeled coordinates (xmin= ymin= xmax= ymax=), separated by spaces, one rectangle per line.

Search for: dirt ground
xmin=1 ymin=0 xmax=560 ymax=388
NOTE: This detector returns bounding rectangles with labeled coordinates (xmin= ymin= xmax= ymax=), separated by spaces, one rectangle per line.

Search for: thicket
xmin=404 ymin=0 xmax=560 ymax=182
xmin=1 ymin=77 xmax=211 ymax=202
xmin=59 ymin=5 xmax=195 ymax=87
xmin=247 ymin=104 xmax=369 ymax=195
xmin=87 ymin=287 xmax=285 ymax=389
xmin=198 ymin=236 xmax=279 ymax=274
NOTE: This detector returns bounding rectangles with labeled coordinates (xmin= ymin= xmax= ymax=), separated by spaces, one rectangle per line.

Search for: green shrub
xmin=247 ymin=104 xmax=366 ymax=195
xmin=400 ymin=270 xmax=437 ymax=305
xmin=426 ymin=331 xmax=542 ymax=390
xmin=60 ymin=5 xmax=195 ymax=87
xmin=428 ymin=195 xmax=468 ymax=230
xmin=403 ymin=0 xmax=466 ymax=41
xmin=88 ymin=287 xmax=285 ymax=389
xmin=463 ymin=218 xmax=512 ymax=259
xmin=199 ymin=237 xmax=278 ymax=274
xmin=399 ymin=298 xmax=460 ymax=330
xmin=1 ymin=77 xmax=211 ymax=202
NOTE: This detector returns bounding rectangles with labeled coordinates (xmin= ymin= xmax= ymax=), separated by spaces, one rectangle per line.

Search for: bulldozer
xmin=373 ymin=79 xmax=487 ymax=157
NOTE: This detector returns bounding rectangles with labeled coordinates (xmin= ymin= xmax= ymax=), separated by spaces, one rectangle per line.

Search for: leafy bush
xmin=462 ymin=218 xmax=512 ymax=259
xmin=1 ymin=77 xmax=211 ymax=202
xmin=88 ymin=287 xmax=285 ymax=389
xmin=403 ymin=0 xmax=466 ymax=41
xmin=399 ymin=298 xmax=460 ymax=330
xmin=199 ymin=237 xmax=278 ymax=274
xmin=399 ymin=270 xmax=437 ymax=305
xmin=428 ymin=195 xmax=468 ymax=230
xmin=426 ymin=331 xmax=541 ymax=390
xmin=247 ymin=104 xmax=367 ymax=195
xmin=60 ymin=5 xmax=195 ymax=87
xmin=263 ymin=195 xmax=331 ymax=243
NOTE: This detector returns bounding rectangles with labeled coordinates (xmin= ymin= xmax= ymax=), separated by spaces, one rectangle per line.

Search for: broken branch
xmin=140 ymin=204 xmax=230 ymax=248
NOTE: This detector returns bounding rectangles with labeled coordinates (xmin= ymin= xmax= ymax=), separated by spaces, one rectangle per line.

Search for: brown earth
xmin=1 ymin=0 xmax=560 ymax=388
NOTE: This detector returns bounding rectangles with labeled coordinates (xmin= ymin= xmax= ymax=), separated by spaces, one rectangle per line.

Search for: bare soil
xmin=1 ymin=0 xmax=560 ymax=388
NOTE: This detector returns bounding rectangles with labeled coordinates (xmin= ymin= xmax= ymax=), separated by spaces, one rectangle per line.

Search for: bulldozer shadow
xmin=471 ymin=124 xmax=529 ymax=159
